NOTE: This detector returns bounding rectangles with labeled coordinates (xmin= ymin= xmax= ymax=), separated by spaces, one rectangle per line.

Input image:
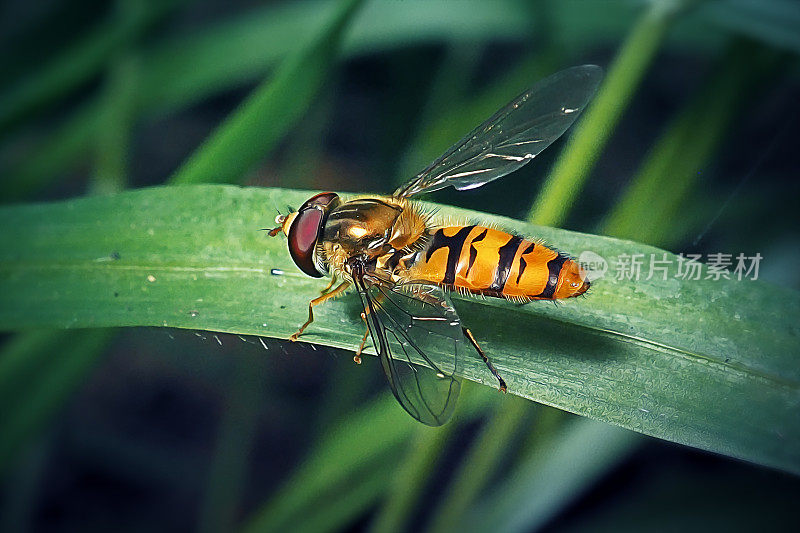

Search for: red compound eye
xmin=286 ymin=192 xmax=339 ymax=278
xmin=301 ymin=192 xmax=339 ymax=210
xmin=288 ymin=209 xmax=324 ymax=277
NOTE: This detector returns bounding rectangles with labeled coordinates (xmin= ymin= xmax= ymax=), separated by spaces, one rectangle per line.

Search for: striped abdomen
xmin=408 ymin=226 xmax=589 ymax=300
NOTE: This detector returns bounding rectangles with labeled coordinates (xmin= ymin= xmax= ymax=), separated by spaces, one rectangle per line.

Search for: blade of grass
xmin=0 ymin=0 xmax=179 ymax=136
xmin=240 ymin=384 xmax=493 ymax=532
xmin=1 ymin=0 xmax=726 ymax=201
xmin=0 ymin=185 xmax=797 ymax=473
xmin=170 ymin=0 xmax=364 ymax=185
xmin=424 ymin=396 xmax=534 ymax=533
xmin=198 ymin=344 xmax=269 ymax=533
xmin=90 ymin=52 xmax=140 ymax=195
xmin=700 ymin=0 xmax=800 ymax=55
xmin=464 ymin=418 xmax=642 ymax=533
xmin=603 ymin=39 xmax=783 ymax=247
xmin=240 ymin=394 xmax=418 ymax=533
xmin=368 ymin=401 xmax=461 ymax=533
xmin=0 ymin=330 xmax=70 ymax=409
xmin=367 ymin=426 xmax=455 ymax=533
xmin=527 ymin=0 xmax=694 ymax=226
xmin=288 ymin=464 xmax=396 ymax=533
xmin=0 ymin=328 xmax=115 ymax=475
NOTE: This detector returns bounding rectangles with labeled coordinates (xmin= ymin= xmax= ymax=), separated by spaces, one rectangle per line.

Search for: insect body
xmin=269 ymin=65 xmax=602 ymax=426
xmin=408 ymin=225 xmax=588 ymax=301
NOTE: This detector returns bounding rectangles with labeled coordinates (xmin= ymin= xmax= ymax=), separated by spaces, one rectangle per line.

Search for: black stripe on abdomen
xmin=515 ymin=242 xmax=536 ymax=284
xmin=489 ymin=235 xmax=523 ymax=292
xmin=425 ymin=226 xmax=475 ymax=285
xmin=464 ymin=228 xmax=488 ymax=277
xmin=536 ymin=253 xmax=568 ymax=298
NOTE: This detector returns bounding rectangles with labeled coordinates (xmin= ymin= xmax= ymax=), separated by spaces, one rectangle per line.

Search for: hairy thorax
xmin=320 ymin=196 xmax=429 ymax=280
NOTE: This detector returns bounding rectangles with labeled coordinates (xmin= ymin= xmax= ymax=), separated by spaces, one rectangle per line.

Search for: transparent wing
xmin=394 ymin=64 xmax=603 ymax=198
xmin=353 ymin=277 xmax=464 ymax=426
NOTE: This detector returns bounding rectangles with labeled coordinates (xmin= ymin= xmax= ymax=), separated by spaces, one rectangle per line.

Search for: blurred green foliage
xmin=0 ymin=0 xmax=798 ymax=531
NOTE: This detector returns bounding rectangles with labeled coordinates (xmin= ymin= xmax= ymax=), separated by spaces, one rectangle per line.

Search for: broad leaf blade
xmin=0 ymin=185 xmax=797 ymax=473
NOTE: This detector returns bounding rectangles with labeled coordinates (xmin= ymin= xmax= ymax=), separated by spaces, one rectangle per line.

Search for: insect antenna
xmin=269 ymin=197 xmax=283 ymax=217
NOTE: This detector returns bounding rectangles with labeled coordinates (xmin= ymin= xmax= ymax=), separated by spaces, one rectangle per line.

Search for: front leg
xmin=320 ymin=274 xmax=338 ymax=295
xmin=290 ymin=281 xmax=351 ymax=341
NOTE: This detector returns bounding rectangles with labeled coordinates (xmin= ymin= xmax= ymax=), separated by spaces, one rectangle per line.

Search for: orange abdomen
xmin=409 ymin=226 xmax=589 ymax=300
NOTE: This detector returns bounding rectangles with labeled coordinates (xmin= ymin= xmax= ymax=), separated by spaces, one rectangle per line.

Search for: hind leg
xmin=353 ymin=312 xmax=369 ymax=364
xmin=463 ymin=327 xmax=507 ymax=393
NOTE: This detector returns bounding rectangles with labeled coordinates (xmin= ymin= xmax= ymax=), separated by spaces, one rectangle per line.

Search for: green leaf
xmin=90 ymin=52 xmax=141 ymax=195
xmin=139 ymin=0 xmax=534 ymax=116
xmin=527 ymin=0 xmax=694 ymax=226
xmin=241 ymin=394 xmax=415 ymax=533
xmin=0 ymin=0 xmax=181 ymax=135
xmin=0 ymin=329 xmax=114 ymax=473
xmin=700 ymin=0 xmax=800 ymax=55
xmin=170 ymin=0 xmax=364 ymax=185
xmin=1 ymin=0 xmax=747 ymax=200
xmin=368 ymin=405 xmax=458 ymax=533
xmin=424 ymin=397 xmax=536 ymax=533
xmin=0 ymin=185 xmax=797 ymax=473
xmin=464 ymin=417 xmax=643 ymax=533
xmin=602 ymin=39 xmax=785 ymax=248
xmin=197 ymin=345 xmax=269 ymax=533
xmin=242 ymin=385 xmax=494 ymax=533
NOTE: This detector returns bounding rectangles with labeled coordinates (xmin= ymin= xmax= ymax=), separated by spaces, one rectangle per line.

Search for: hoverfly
xmin=269 ymin=65 xmax=602 ymax=425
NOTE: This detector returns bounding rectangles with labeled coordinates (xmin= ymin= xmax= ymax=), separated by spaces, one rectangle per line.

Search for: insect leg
xmin=354 ymin=311 xmax=369 ymax=364
xmin=462 ymin=327 xmax=507 ymax=393
xmin=289 ymin=281 xmax=351 ymax=341
xmin=320 ymin=274 xmax=338 ymax=295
